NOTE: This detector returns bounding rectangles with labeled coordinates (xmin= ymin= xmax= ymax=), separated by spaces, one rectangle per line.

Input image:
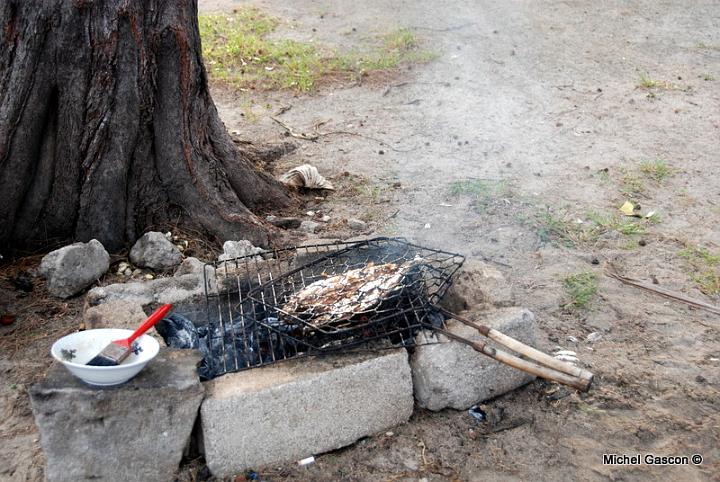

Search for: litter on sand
xmin=279 ymin=164 xmax=335 ymax=190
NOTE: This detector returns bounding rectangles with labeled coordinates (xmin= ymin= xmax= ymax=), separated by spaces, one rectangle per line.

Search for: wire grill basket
xmin=199 ymin=237 xmax=464 ymax=378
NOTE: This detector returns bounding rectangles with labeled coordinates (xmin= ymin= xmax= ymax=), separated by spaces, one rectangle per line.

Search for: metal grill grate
xmin=200 ymin=237 xmax=464 ymax=378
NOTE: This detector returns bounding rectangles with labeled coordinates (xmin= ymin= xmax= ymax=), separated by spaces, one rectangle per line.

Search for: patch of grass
xmin=332 ymin=28 xmax=436 ymax=75
xmin=697 ymin=42 xmax=720 ymax=51
xmin=637 ymin=72 xmax=673 ymax=90
xmin=678 ymin=245 xmax=720 ymax=295
xmin=620 ymin=171 xmax=647 ymax=197
xmin=640 ymin=159 xmax=674 ymax=182
xmin=449 ymin=179 xmax=510 ymax=212
xmin=562 ymin=271 xmax=598 ymax=309
xmin=199 ymin=9 xmax=434 ymax=91
xmin=587 ymin=210 xmax=648 ymax=236
xmin=532 ymin=205 xmax=654 ymax=249
xmin=702 ymin=73 xmax=715 ymax=81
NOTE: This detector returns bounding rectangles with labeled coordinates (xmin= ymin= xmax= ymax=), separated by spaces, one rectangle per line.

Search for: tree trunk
xmin=0 ymin=0 xmax=294 ymax=254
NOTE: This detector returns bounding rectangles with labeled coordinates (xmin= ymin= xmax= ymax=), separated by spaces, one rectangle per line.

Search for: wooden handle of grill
xmin=436 ymin=327 xmax=592 ymax=391
xmin=437 ymin=308 xmax=593 ymax=391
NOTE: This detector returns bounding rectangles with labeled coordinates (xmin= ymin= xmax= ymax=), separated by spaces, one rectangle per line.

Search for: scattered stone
xmin=440 ymin=259 xmax=514 ymax=310
xmin=30 ymin=350 xmax=204 ymax=482
xmin=320 ymin=215 xmax=331 ymax=222
xmin=86 ymin=274 xmax=206 ymax=308
xmin=411 ymin=307 xmax=537 ymax=410
xmin=306 ymin=211 xmax=316 ymax=216
xmin=218 ymin=240 xmax=264 ymax=262
xmin=39 ymin=239 xmax=110 ymax=298
xmin=299 ymin=220 xmax=320 ymax=234
xmin=201 ymin=350 xmax=413 ymax=476
xmin=84 ymin=300 xmax=149 ymax=333
xmin=116 ymin=262 xmax=131 ymax=275
xmin=347 ymin=218 xmax=368 ymax=231
xmin=130 ymin=232 xmax=182 ymax=270
xmin=174 ymin=257 xmax=206 ymax=277
xmin=585 ymin=332 xmax=602 ymax=343
xmin=266 ymin=215 xmax=302 ymax=229
xmin=144 ymin=273 xmax=155 ymax=280
xmin=566 ymin=335 xmax=579 ymax=343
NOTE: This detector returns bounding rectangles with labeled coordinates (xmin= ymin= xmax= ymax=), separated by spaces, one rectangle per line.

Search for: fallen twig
xmin=270 ymin=116 xmax=319 ymax=141
xmin=605 ymin=264 xmax=720 ymax=317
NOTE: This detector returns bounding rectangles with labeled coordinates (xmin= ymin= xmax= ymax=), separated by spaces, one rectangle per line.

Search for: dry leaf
xmin=619 ymin=201 xmax=636 ymax=216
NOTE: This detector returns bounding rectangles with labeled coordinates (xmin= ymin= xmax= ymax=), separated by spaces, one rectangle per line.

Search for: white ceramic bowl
xmin=51 ymin=329 xmax=160 ymax=386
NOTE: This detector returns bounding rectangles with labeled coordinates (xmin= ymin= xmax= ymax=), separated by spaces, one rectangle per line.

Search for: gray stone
xmin=82 ymin=300 xmax=166 ymax=344
xmin=84 ymin=300 xmax=147 ymax=330
xmin=266 ymin=215 xmax=302 ymax=229
xmin=30 ymin=349 xmax=204 ymax=482
xmin=347 ymin=218 xmax=368 ymax=230
xmin=411 ymin=307 xmax=537 ymax=410
xmin=440 ymin=259 xmax=513 ymax=311
xmin=298 ymin=220 xmax=320 ymax=234
xmin=130 ymin=232 xmax=182 ymax=269
xmin=218 ymin=240 xmax=265 ymax=261
xmin=347 ymin=219 xmax=367 ymax=231
xmin=86 ymin=273 xmax=206 ymax=308
xmin=39 ymin=239 xmax=110 ymax=298
xmin=201 ymin=350 xmax=414 ymax=476
xmin=174 ymin=257 xmax=207 ymax=277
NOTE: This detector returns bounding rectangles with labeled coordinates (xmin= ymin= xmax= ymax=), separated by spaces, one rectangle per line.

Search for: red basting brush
xmin=86 ymin=304 xmax=173 ymax=366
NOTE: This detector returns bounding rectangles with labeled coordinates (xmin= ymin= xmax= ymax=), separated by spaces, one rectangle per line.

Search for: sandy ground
xmin=2 ymin=1 xmax=719 ymax=481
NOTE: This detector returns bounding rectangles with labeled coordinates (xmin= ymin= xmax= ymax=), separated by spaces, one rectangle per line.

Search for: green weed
xmin=449 ymin=179 xmax=510 ymax=212
xmin=563 ymin=271 xmax=599 ymax=309
xmin=637 ymin=72 xmax=672 ymax=90
xmin=620 ymin=172 xmax=647 ymax=197
xmin=640 ymin=159 xmax=674 ymax=182
xmin=678 ymin=245 xmax=720 ymax=295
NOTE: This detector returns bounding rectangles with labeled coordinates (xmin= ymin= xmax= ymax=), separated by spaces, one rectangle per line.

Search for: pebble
xmin=347 ymin=218 xmax=367 ymax=230
xmin=299 ymin=220 xmax=320 ymax=234
xmin=585 ymin=332 xmax=602 ymax=343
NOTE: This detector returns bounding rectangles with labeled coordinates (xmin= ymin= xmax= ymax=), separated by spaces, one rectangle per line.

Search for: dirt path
xmin=1 ymin=2 xmax=718 ymax=481
xmin=204 ymin=1 xmax=720 ymax=481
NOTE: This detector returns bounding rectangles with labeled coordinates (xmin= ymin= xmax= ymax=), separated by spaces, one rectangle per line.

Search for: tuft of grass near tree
xmin=678 ymin=245 xmax=720 ymax=295
xmin=198 ymin=8 xmax=434 ymax=92
xmin=562 ymin=271 xmax=599 ymax=309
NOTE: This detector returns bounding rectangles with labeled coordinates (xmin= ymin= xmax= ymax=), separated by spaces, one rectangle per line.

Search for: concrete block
xmin=201 ymin=350 xmax=413 ymax=477
xmin=441 ymin=259 xmax=514 ymax=311
xmin=30 ymin=349 xmax=204 ymax=482
xmin=411 ymin=307 xmax=537 ymax=411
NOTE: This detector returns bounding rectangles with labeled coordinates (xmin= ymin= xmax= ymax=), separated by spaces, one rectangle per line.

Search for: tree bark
xmin=0 ymin=0 xmax=293 ymax=254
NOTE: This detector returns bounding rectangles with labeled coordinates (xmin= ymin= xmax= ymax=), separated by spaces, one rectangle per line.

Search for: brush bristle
xmin=86 ymin=342 xmax=130 ymax=366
